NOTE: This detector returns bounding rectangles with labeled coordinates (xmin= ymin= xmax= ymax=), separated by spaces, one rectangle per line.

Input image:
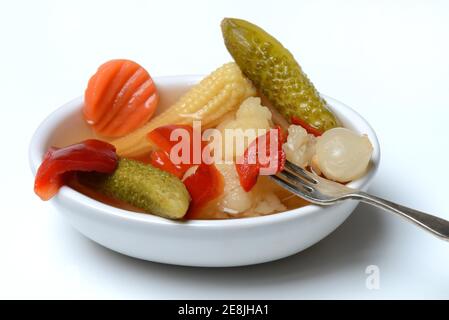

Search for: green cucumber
xmin=221 ymin=18 xmax=338 ymax=132
xmin=79 ymin=158 xmax=190 ymax=219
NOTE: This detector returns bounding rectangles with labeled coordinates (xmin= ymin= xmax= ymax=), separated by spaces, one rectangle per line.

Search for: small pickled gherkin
xmin=79 ymin=158 xmax=190 ymax=219
xmin=221 ymin=18 xmax=338 ymax=132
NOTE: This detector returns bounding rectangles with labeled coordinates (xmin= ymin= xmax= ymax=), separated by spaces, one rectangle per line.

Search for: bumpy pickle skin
xmin=79 ymin=158 xmax=191 ymax=219
xmin=221 ymin=18 xmax=338 ymax=132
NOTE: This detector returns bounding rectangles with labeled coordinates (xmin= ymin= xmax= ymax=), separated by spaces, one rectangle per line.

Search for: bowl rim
xmin=29 ymin=75 xmax=380 ymax=229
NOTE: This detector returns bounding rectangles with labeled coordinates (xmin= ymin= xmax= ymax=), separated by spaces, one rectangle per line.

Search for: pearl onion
xmin=316 ymin=128 xmax=373 ymax=182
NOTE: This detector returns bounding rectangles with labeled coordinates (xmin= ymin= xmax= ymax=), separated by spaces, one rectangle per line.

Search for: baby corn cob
xmin=112 ymin=62 xmax=256 ymax=158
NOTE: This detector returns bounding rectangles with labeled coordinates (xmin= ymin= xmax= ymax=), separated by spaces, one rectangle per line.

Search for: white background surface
xmin=1 ymin=0 xmax=448 ymax=299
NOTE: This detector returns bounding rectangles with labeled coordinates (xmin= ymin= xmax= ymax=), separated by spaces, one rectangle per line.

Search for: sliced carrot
xmin=114 ymin=92 xmax=158 ymax=136
xmin=84 ymin=61 xmax=122 ymax=124
xmin=92 ymin=60 xmax=140 ymax=130
xmin=83 ymin=59 xmax=159 ymax=138
xmin=102 ymin=77 xmax=159 ymax=137
xmin=95 ymin=67 xmax=148 ymax=132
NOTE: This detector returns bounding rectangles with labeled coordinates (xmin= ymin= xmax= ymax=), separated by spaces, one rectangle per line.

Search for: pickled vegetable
xmin=149 ymin=150 xmax=185 ymax=179
xmin=315 ymin=128 xmax=373 ymax=182
xmin=215 ymin=97 xmax=273 ymax=162
xmin=221 ymin=18 xmax=338 ymax=132
xmin=291 ymin=115 xmax=323 ymax=137
xmin=112 ymin=62 xmax=256 ymax=158
xmin=215 ymin=164 xmax=286 ymax=216
xmin=78 ymin=158 xmax=190 ymax=219
xmin=147 ymin=124 xmax=206 ymax=178
xmin=235 ymin=126 xmax=286 ymax=192
xmin=216 ymin=163 xmax=253 ymax=214
xmin=283 ymin=125 xmax=316 ymax=168
xmin=84 ymin=59 xmax=159 ymax=138
xmin=183 ymin=163 xmax=224 ymax=219
xmin=34 ymin=139 xmax=118 ymax=201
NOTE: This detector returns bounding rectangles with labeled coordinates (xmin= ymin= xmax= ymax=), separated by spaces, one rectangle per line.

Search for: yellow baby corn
xmin=112 ymin=62 xmax=256 ymax=158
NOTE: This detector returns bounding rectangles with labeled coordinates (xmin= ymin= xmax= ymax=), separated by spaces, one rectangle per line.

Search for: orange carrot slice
xmin=84 ymin=61 xmax=122 ymax=124
xmin=84 ymin=59 xmax=159 ymax=138
xmin=101 ymin=77 xmax=159 ymax=137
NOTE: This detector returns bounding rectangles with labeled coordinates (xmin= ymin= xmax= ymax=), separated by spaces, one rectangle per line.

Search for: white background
xmin=1 ymin=0 xmax=448 ymax=299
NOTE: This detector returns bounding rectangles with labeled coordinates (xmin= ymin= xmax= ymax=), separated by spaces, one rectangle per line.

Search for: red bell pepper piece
xmin=291 ymin=115 xmax=323 ymax=137
xmin=235 ymin=126 xmax=286 ymax=192
xmin=147 ymin=124 xmax=205 ymax=162
xmin=147 ymin=124 xmax=206 ymax=175
xmin=183 ymin=163 xmax=224 ymax=219
xmin=34 ymin=139 xmax=118 ymax=200
xmin=149 ymin=150 xmax=185 ymax=179
xmin=147 ymin=124 xmax=195 ymax=154
xmin=148 ymin=124 xmax=224 ymax=218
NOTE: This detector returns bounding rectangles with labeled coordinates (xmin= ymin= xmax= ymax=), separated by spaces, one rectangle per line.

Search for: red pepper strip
xmin=147 ymin=124 xmax=202 ymax=165
xmin=235 ymin=126 xmax=286 ymax=192
xmin=183 ymin=163 xmax=224 ymax=219
xmin=148 ymin=124 xmax=224 ymax=219
xmin=34 ymin=139 xmax=118 ymax=201
xmin=291 ymin=116 xmax=323 ymax=137
xmin=149 ymin=150 xmax=185 ymax=179
xmin=147 ymin=124 xmax=205 ymax=176
xmin=147 ymin=124 xmax=194 ymax=154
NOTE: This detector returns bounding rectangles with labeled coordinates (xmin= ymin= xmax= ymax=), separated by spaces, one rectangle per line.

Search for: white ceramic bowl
xmin=29 ymin=75 xmax=380 ymax=267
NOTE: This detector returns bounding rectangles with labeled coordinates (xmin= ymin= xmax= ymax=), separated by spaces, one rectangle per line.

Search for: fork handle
xmin=353 ymin=192 xmax=449 ymax=241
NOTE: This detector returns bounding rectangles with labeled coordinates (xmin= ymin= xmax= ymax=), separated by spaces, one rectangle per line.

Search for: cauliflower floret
xmin=216 ymin=163 xmax=253 ymax=214
xmin=234 ymin=97 xmax=272 ymax=129
xmin=253 ymin=192 xmax=286 ymax=215
xmin=216 ymin=163 xmax=286 ymax=216
xmin=283 ymin=125 xmax=316 ymax=168
xmin=212 ymin=97 xmax=286 ymax=216
xmin=216 ymin=97 xmax=273 ymax=161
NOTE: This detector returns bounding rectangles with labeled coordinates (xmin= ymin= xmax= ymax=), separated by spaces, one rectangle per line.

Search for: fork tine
xmin=270 ymin=175 xmax=317 ymax=203
xmin=284 ymin=160 xmax=318 ymax=184
xmin=278 ymin=170 xmax=314 ymax=192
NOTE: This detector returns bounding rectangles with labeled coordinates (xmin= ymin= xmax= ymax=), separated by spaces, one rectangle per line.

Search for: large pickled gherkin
xmin=221 ymin=18 xmax=338 ymax=132
xmin=78 ymin=158 xmax=191 ymax=219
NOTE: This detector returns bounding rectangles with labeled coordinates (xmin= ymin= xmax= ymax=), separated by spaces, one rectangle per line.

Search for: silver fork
xmin=271 ymin=160 xmax=449 ymax=241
